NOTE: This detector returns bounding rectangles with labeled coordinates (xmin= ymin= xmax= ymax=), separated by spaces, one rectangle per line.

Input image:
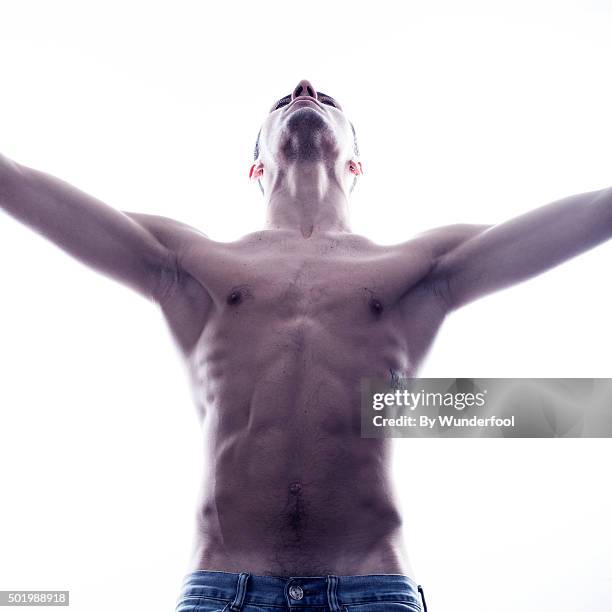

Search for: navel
xmin=289 ymin=482 xmax=302 ymax=494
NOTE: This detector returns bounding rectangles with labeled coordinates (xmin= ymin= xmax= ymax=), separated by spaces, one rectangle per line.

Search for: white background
xmin=1 ymin=1 xmax=611 ymax=611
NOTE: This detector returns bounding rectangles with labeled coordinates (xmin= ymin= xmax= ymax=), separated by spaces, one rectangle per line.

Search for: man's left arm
xmin=426 ymin=186 xmax=612 ymax=310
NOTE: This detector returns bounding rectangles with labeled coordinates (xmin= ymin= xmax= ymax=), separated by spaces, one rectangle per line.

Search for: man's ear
xmin=349 ymin=160 xmax=363 ymax=176
xmin=249 ymin=161 xmax=264 ymax=182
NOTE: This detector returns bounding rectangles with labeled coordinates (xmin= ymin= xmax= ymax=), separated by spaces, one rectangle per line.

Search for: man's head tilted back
xmin=249 ymin=79 xmax=363 ymax=198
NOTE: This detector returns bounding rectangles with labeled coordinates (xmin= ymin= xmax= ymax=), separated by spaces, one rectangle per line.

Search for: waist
xmin=177 ymin=570 xmax=424 ymax=610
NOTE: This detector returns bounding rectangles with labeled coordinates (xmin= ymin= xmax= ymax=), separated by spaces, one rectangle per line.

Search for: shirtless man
xmin=1 ymin=78 xmax=611 ymax=612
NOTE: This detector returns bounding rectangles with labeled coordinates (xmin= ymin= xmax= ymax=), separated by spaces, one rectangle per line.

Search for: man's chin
xmin=285 ymin=106 xmax=328 ymax=130
xmin=280 ymin=108 xmax=338 ymax=162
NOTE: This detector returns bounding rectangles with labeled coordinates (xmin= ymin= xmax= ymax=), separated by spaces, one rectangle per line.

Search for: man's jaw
xmin=277 ymin=107 xmax=338 ymax=164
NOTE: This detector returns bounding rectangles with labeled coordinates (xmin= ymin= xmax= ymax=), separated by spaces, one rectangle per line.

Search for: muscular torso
xmin=1 ymin=151 xmax=604 ymax=578
xmin=159 ymin=228 xmax=449 ymax=578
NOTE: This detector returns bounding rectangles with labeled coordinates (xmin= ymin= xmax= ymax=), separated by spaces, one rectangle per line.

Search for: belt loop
xmin=227 ymin=572 xmax=250 ymax=611
xmin=325 ymin=575 xmax=343 ymax=612
xmin=417 ymin=584 xmax=428 ymax=612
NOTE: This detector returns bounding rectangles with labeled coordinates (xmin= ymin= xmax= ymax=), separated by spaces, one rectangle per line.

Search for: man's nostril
xmin=294 ymin=84 xmax=303 ymax=98
xmin=306 ymin=86 xmax=315 ymax=97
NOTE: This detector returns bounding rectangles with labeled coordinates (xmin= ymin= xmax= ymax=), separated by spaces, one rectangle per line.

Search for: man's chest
xmin=164 ymin=233 xmax=446 ymax=358
xmin=184 ymin=236 xmax=434 ymax=316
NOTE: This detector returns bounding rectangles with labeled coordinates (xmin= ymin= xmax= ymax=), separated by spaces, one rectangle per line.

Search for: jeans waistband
xmin=177 ymin=570 xmax=427 ymax=611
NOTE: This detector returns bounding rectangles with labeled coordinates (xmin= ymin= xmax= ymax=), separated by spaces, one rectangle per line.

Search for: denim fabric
xmin=176 ymin=570 xmax=427 ymax=612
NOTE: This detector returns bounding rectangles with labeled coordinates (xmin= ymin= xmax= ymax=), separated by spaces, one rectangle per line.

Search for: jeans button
xmin=289 ymin=585 xmax=304 ymax=600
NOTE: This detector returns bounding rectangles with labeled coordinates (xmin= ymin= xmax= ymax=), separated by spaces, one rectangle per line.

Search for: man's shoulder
xmin=124 ymin=211 xmax=209 ymax=239
xmin=123 ymin=212 xmax=217 ymax=258
xmin=411 ymin=223 xmax=491 ymax=258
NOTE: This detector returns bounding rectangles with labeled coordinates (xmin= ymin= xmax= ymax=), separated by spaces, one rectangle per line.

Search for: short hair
xmin=253 ymin=121 xmax=360 ymax=195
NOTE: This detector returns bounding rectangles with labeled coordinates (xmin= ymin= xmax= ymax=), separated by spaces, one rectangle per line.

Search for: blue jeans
xmin=176 ymin=570 xmax=428 ymax=612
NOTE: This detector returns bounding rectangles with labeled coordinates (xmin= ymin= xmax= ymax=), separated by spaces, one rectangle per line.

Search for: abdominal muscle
xmin=186 ymin=314 xmax=415 ymax=578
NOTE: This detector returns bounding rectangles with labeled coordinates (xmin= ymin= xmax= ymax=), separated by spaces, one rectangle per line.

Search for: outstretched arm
xmin=0 ymin=153 xmax=176 ymax=301
xmin=426 ymin=186 xmax=612 ymax=310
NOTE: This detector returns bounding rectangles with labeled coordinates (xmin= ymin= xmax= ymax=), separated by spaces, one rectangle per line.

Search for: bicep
xmin=45 ymin=201 xmax=178 ymax=302
xmin=1 ymin=162 xmax=175 ymax=301
xmin=416 ymin=223 xmax=497 ymax=310
xmin=430 ymin=188 xmax=612 ymax=309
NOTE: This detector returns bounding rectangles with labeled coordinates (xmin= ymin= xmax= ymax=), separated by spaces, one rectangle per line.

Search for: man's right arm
xmin=0 ymin=153 xmax=176 ymax=302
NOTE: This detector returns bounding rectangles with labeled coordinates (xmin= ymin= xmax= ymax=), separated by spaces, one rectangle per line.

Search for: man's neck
xmin=263 ymin=162 xmax=351 ymax=238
